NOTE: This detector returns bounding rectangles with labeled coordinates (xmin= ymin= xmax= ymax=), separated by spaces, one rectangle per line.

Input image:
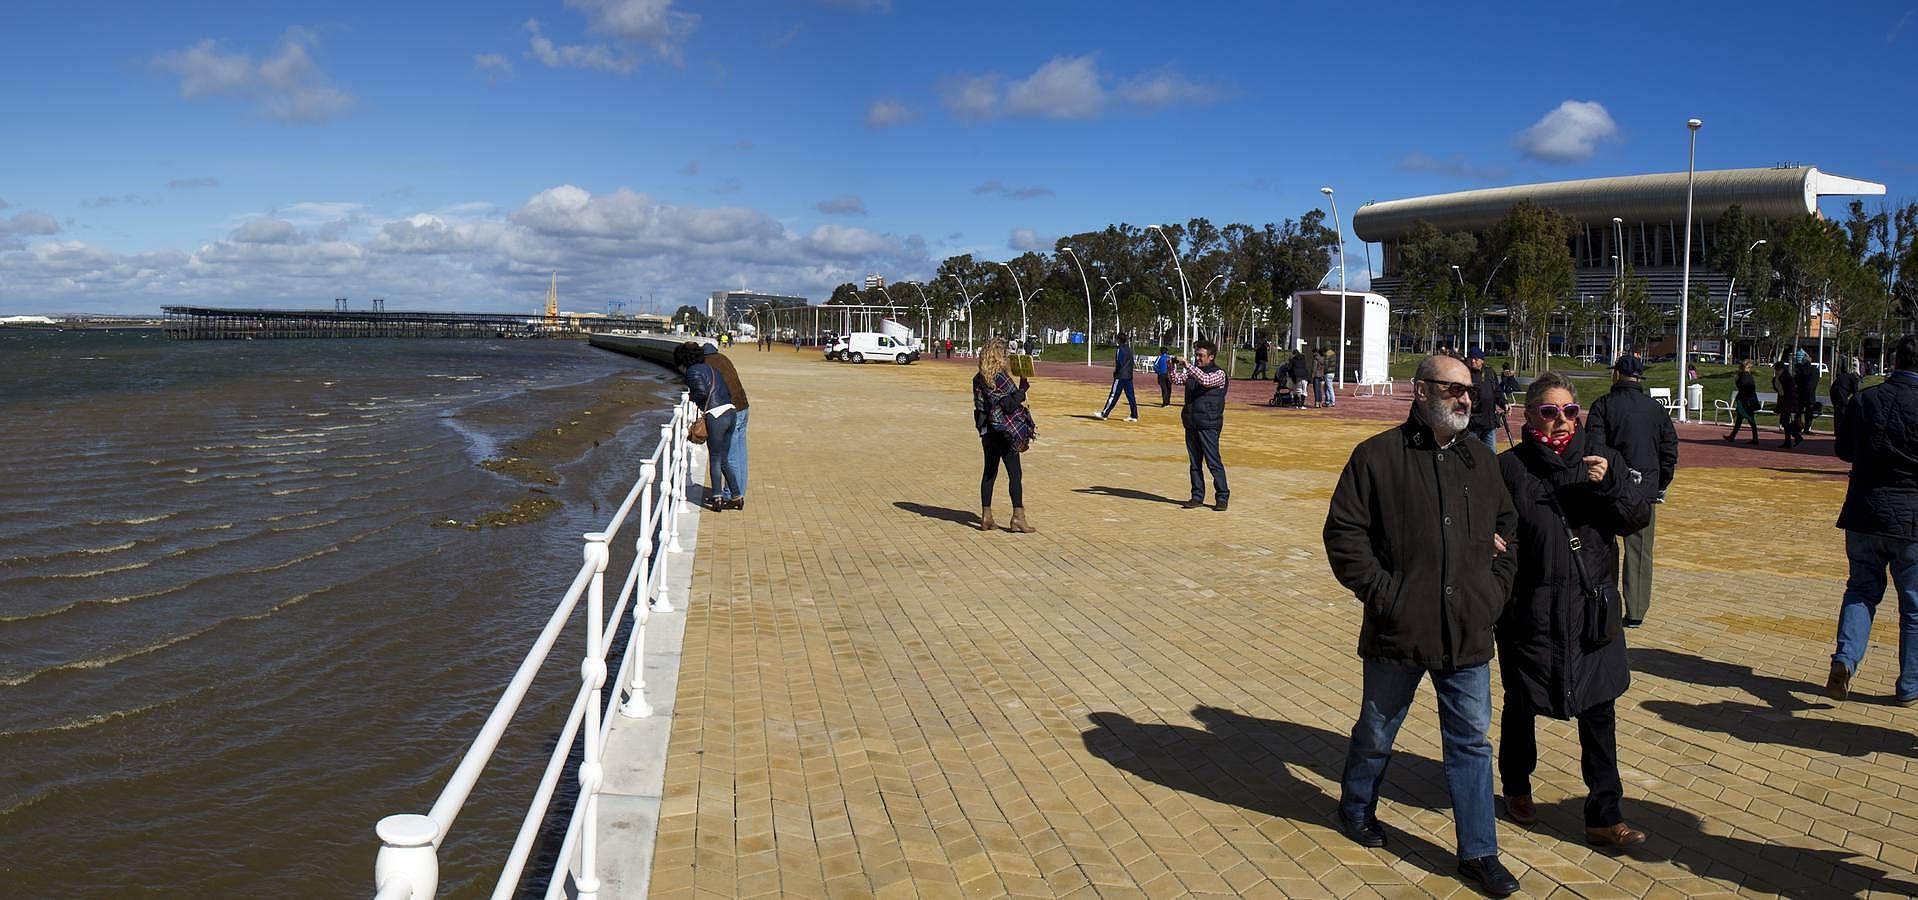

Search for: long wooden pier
xmin=161 ymin=305 xmax=666 ymax=340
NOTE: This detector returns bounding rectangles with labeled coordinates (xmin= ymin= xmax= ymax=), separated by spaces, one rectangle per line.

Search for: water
xmin=0 ymin=330 xmax=678 ymax=896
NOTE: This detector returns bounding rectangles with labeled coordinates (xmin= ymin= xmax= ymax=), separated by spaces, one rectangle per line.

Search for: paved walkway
xmin=639 ymin=347 xmax=1918 ymax=898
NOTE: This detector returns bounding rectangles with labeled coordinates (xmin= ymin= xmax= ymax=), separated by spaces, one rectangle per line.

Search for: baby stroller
xmin=1270 ymin=380 xmax=1302 ymax=408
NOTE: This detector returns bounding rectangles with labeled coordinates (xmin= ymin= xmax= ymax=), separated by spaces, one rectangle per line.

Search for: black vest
xmin=1183 ymin=364 xmax=1226 ymax=429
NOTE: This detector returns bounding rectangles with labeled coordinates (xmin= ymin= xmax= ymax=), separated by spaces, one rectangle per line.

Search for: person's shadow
xmin=1638 ymin=698 xmax=1916 ymax=759
xmin=1629 ymin=647 xmax=1833 ymax=712
xmin=892 ymin=501 xmax=979 ymax=528
xmin=1074 ymin=485 xmax=1186 ymax=505
xmin=1082 ymin=706 xmax=1456 ymax=878
xmin=1525 ymin=795 xmax=1917 ymax=897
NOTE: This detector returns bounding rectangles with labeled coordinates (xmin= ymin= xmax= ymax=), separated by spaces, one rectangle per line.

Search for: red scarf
xmin=1528 ymin=426 xmax=1575 ymax=455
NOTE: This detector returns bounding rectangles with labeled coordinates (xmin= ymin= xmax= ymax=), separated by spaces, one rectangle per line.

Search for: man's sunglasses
xmin=1419 ymin=378 xmax=1472 ymax=399
xmin=1530 ymin=403 xmax=1581 ymax=420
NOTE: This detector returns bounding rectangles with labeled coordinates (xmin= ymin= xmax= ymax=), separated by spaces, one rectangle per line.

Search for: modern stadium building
xmin=1353 ymin=165 xmax=1886 ymax=351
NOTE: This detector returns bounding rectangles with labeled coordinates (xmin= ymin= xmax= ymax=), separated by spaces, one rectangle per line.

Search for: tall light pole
xmin=1147 ymin=224 xmax=1192 ymax=358
xmin=1322 ymin=186 xmax=1349 ymax=386
xmin=1611 ymin=217 xmax=1626 ymax=360
xmin=994 ymin=261 xmax=1030 ymax=351
xmin=1201 ymin=273 xmax=1228 ymax=372
xmin=907 ymin=281 xmax=932 ymax=350
xmin=946 ymin=273 xmax=976 ymax=355
xmin=1100 ymin=277 xmax=1127 ymax=338
xmin=1723 ymin=238 xmax=1766 ymax=363
xmin=1450 ymin=264 xmax=1467 ymax=351
xmin=1677 ymin=117 xmax=1702 ymax=422
xmin=1061 ymin=246 xmax=1095 ymax=366
xmin=1478 ymin=256 xmax=1507 ymax=360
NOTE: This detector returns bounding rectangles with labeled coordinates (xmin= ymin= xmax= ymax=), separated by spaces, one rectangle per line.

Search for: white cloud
xmin=1516 ymin=100 xmax=1618 ymax=164
xmin=865 ymin=98 xmax=915 ymax=128
xmin=566 ymin=0 xmax=698 ymax=60
xmin=972 ymin=181 xmax=1052 ymax=200
xmin=167 ymin=177 xmax=220 ymax=190
xmin=1005 ymin=55 xmax=1104 ymax=119
xmin=1008 ymin=228 xmax=1054 ymax=252
xmin=1115 ymin=68 xmax=1220 ymax=109
xmin=156 ymin=29 xmax=354 ymax=124
xmin=524 ymin=19 xmax=636 ymax=74
xmin=474 ymin=53 xmax=513 ymax=79
xmin=0 ymin=186 xmax=935 ymax=315
xmin=81 ymin=194 xmax=152 ymax=209
xmin=816 ymin=195 xmax=868 ymax=216
xmin=940 ymin=75 xmax=1002 ymax=122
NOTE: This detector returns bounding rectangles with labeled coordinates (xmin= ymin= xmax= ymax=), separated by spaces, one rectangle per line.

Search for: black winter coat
xmin=1468 ymin=366 xmax=1505 ymax=434
xmin=1586 ymin=381 xmax=1678 ymax=494
xmin=1496 ymin=428 xmax=1649 ymax=718
xmin=1837 ymin=372 xmax=1918 ymax=540
xmin=1325 ymin=411 xmax=1518 ymax=670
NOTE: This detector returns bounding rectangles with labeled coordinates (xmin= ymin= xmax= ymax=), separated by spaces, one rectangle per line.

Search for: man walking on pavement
xmin=1172 ymin=339 xmax=1229 ymax=510
xmin=1464 ymin=347 xmax=1507 ymax=452
xmin=1324 ymin=354 xmax=1520 ymax=897
xmin=1097 ymin=332 xmax=1139 ymax=421
xmin=1154 ymin=346 xmax=1174 ymax=407
xmin=1827 ymin=335 xmax=1918 ymax=704
xmin=1795 ymin=349 xmax=1823 ymax=435
xmin=1251 ymin=340 xmax=1270 ymax=380
xmin=1586 ymin=354 xmax=1677 ymax=627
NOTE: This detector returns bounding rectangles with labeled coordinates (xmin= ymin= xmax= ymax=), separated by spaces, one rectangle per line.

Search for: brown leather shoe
xmin=1505 ymin=795 xmax=1535 ymax=825
xmin=1585 ymin=822 xmax=1646 ymax=847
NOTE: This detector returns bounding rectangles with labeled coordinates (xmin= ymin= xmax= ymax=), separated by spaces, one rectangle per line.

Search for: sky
xmin=1 ymin=0 xmax=1913 ymax=316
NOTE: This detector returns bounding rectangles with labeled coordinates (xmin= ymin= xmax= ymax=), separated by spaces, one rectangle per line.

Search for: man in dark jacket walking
xmin=1097 ymin=332 xmax=1139 ymax=421
xmin=1586 ymin=355 xmax=1678 ymax=627
xmin=1827 ymin=335 xmax=1918 ymax=705
xmin=1324 ymin=354 xmax=1520 ymax=897
xmin=1251 ymin=340 xmax=1270 ymax=380
xmin=1465 ymin=347 xmax=1507 ymax=452
xmin=1831 ymin=358 xmax=1862 ymax=441
xmin=1172 ymin=339 xmax=1229 ymax=510
xmin=1794 ymin=349 xmax=1823 ymax=435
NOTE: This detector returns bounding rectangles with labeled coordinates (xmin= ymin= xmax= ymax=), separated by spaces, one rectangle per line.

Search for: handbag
xmin=688 ymin=414 xmax=709 ymax=445
xmin=1541 ymin=484 xmax=1616 ymax=651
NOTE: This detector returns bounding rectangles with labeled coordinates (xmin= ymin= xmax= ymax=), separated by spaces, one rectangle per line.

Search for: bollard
xmin=373 ymin=814 xmax=438 ymax=899
xmin=577 ymin=532 xmax=610 ymax=900
xmin=621 ymin=463 xmax=657 ymax=717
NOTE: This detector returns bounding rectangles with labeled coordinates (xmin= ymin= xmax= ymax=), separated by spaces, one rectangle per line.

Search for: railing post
xmin=374 ymin=814 xmax=438 ymax=899
xmin=576 ymin=532 xmax=610 ymax=900
xmin=621 ymin=463 xmax=657 ymax=717
xmin=666 ymin=396 xmax=689 ymax=553
xmin=654 ymin=424 xmax=679 ymax=612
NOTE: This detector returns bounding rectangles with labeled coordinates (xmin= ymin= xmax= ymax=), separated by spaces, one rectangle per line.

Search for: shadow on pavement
xmin=1525 ymin=795 xmax=1916 ymax=897
xmin=892 ymin=501 xmax=979 ymax=528
xmin=1629 ymin=647 xmax=1833 ymax=712
xmin=1081 ymin=705 xmax=1455 ymax=879
xmin=1638 ymin=698 xmax=1915 ymax=758
xmin=1074 ymin=485 xmax=1186 ymax=505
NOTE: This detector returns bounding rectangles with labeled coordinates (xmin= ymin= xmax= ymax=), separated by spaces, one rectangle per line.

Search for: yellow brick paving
xmin=643 ymin=348 xmax=1918 ymax=899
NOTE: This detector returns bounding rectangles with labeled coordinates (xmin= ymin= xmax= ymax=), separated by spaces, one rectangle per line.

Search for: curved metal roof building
xmin=1352 ymin=166 xmax=1885 ymax=243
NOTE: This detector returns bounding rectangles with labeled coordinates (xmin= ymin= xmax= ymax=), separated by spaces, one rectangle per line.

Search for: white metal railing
xmin=373 ymin=390 xmax=698 ymax=900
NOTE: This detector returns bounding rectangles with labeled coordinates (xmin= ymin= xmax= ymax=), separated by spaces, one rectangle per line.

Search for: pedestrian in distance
xmin=674 ymin=342 xmax=742 ymax=512
xmin=1495 ymin=372 xmax=1651 ymax=849
xmin=1724 ymin=359 xmax=1762 ymax=444
xmin=1826 ymin=335 xmax=1918 ymax=705
xmin=1096 ymin=332 xmax=1139 ymax=421
xmin=1464 ymin=347 xmax=1507 ymax=452
xmin=1586 ymin=354 xmax=1677 ymax=627
xmin=1312 ymin=349 xmax=1328 ymax=407
xmin=1290 ymin=344 xmax=1314 ymax=409
xmin=1171 ymin=339 xmax=1229 ymax=510
xmin=972 ymin=338 xmax=1037 ymax=534
xmin=1795 ymin=349 xmax=1823 ymax=436
xmin=1154 ymin=346 xmax=1173 ymax=407
xmin=1321 ymin=348 xmax=1339 ymax=408
xmin=1497 ymin=367 xmax=1521 ymax=443
xmin=1251 ymin=340 xmax=1270 ymax=380
xmin=1773 ymin=358 xmax=1803 ymax=448
xmin=1832 ymin=357 xmax=1862 ymax=442
xmin=702 ymin=344 xmax=751 ymax=510
xmin=1323 ymin=353 xmax=1521 ymax=898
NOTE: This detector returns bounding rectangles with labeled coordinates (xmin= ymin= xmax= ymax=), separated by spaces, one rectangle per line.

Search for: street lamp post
xmin=1678 ymin=117 xmax=1702 ymax=422
xmin=907 ymin=282 xmax=933 ymax=351
xmin=1450 ymin=264 xmax=1467 ymax=352
xmin=1723 ymin=238 xmax=1766 ymax=364
xmin=1100 ymin=276 xmax=1126 ymax=338
xmin=1147 ymin=224 xmax=1192 ymax=358
xmin=1478 ymin=256 xmax=1507 ymax=360
xmin=1062 ymin=247 xmax=1095 ymax=366
xmin=994 ymin=261 xmax=1030 ymax=352
xmin=946 ymin=274 xmax=977 ymax=355
xmin=1321 ymin=186 xmax=1348 ymax=387
xmin=1201 ymin=273 xmax=1228 ymax=373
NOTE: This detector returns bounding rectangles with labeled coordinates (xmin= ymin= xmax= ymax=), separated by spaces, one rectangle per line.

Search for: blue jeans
xmin=1834 ymin=530 xmax=1918 ymax=700
xmin=704 ymin=411 xmax=742 ymax=502
xmin=726 ymin=407 xmax=749 ymax=497
xmin=1340 ymin=658 xmax=1497 ymax=860
xmin=1322 ymin=373 xmax=1337 ymax=406
xmin=1476 ymin=429 xmax=1498 ymax=453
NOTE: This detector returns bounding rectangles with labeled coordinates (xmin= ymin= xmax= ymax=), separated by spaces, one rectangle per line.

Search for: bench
xmin=1356 ymin=379 xmax=1395 ymax=397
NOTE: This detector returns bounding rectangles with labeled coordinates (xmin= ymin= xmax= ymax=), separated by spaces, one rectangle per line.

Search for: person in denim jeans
xmin=1827 ymin=335 xmax=1918 ymax=704
xmin=1323 ymin=355 xmax=1520 ymax=897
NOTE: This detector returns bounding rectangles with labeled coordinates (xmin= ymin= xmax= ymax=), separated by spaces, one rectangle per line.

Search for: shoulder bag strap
xmin=1540 ymin=480 xmax=1602 ymax=602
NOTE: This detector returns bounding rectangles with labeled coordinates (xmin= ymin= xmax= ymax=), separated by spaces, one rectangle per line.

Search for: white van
xmin=831 ymin=332 xmax=919 ymax=364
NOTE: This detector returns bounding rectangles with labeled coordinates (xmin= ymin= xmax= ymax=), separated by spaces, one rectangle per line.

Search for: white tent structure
xmin=1289 ymin=290 xmax=1390 ymax=387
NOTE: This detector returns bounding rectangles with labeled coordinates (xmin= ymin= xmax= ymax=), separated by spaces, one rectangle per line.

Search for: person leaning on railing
xmin=674 ymin=342 xmax=742 ymax=511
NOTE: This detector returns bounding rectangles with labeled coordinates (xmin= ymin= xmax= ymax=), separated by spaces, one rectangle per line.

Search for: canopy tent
xmin=1289 ymin=290 xmax=1390 ymax=386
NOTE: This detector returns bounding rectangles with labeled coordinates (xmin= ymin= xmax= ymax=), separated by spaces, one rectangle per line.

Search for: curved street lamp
xmin=1678 ymin=117 xmax=1702 ymax=422
xmin=1100 ymin=276 xmax=1127 ymax=338
xmin=995 ymin=261 xmax=1032 ymax=351
xmin=1723 ymin=239 xmax=1766 ymax=363
xmin=946 ymin=273 xmax=977 ymax=355
xmin=907 ymin=281 xmax=933 ymax=351
xmin=1321 ymin=186 xmax=1349 ymax=387
xmin=1147 ymin=224 xmax=1192 ymax=358
xmin=1061 ymin=246 xmax=1095 ymax=366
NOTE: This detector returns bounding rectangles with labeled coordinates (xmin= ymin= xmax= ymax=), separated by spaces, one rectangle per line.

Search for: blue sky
xmin=1 ymin=0 xmax=1913 ymax=316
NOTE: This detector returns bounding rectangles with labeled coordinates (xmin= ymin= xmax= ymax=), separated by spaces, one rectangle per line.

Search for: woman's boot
xmin=979 ymin=507 xmax=995 ymax=531
xmin=1009 ymin=507 xmax=1037 ymax=533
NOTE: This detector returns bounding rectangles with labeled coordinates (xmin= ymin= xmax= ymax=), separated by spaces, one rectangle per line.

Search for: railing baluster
xmin=577 ymin=532 xmax=610 ymax=899
xmin=621 ymin=461 xmax=657 ymax=717
xmin=653 ymin=424 xmax=678 ymax=613
xmin=373 ymin=814 xmax=438 ymax=899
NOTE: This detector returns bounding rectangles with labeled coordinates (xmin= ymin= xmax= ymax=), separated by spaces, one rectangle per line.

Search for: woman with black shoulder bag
xmin=971 ymin=337 xmax=1036 ymax=533
xmin=1494 ymin=371 xmax=1653 ymax=847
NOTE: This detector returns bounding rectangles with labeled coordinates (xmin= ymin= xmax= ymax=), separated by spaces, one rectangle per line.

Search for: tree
xmin=825 ymin=283 xmax=861 ymax=306
xmin=1685 ymin=281 xmax=1721 ymax=358
xmin=1490 ymin=201 xmax=1575 ymax=372
xmin=1396 ymin=219 xmax=1476 ymax=351
xmin=672 ymin=304 xmax=715 ymax=333
xmin=1616 ymin=267 xmax=1660 ymax=349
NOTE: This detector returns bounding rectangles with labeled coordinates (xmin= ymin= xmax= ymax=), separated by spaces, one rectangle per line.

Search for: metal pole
xmin=1322 ymin=187 xmax=1347 ymax=387
xmin=1678 ymin=117 xmax=1701 ymax=422
xmin=576 ymin=531 xmax=611 ymax=899
xmin=1063 ymin=247 xmax=1094 ymax=365
xmin=1148 ymin=225 xmax=1192 ymax=358
xmin=995 ymin=262 xmax=1028 ymax=350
